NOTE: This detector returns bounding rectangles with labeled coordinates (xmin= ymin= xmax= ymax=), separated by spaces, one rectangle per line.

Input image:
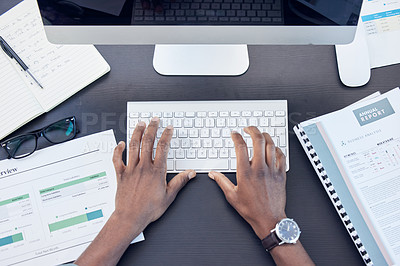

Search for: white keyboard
xmin=127 ymin=100 xmax=289 ymax=172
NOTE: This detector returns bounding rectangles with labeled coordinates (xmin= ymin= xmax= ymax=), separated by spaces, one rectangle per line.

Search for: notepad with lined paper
xmin=0 ymin=0 xmax=110 ymax=140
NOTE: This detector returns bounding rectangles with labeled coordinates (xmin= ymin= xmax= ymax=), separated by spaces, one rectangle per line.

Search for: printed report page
xmin=0 ymin=130 xmax=143 ymax=266
xmin=318 ymin=88 xmax=400 ymax=265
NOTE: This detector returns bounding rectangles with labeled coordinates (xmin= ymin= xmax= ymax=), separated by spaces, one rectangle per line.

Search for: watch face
xmin=276 ymin=218 xmax=301 ymax=244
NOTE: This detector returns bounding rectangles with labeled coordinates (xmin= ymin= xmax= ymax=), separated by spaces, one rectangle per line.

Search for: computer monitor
xmin=37 ymin=0 xmax=363 ymax=75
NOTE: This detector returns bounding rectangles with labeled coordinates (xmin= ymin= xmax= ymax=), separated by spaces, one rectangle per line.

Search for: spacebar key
xmin=175 ymin=159 xmax=229 ymax=171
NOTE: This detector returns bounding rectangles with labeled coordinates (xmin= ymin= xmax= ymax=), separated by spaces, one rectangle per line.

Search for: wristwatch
xmin=261 ymin=218 xmax=301 ymax=252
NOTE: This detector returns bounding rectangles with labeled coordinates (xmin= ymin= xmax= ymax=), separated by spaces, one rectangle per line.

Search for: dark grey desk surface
xmin=2 ymin=1 xmax=400 ymax=265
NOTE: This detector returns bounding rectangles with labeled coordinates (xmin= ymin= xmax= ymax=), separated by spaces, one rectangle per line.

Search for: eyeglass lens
xmin=5 ymin=134 xmax=37 ymax=159
xmin=44 ymin=118 xmax=76 ymax=143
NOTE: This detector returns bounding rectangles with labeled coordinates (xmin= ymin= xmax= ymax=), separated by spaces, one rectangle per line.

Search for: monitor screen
xmin=38 ymin=0 xmax=361 ymax=26
xmin=37 ymin=0 xmax=363 ymax=45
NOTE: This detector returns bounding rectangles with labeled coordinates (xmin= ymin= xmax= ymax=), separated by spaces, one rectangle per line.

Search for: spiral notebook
xmin=0 ymin=0 xmax=110 ymax=140
xmin=294 ymin=88 xmax=400 ymax=265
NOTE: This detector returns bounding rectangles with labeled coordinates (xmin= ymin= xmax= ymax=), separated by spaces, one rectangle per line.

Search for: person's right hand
xmin=208 ymin=126 xmax=287 ymax=240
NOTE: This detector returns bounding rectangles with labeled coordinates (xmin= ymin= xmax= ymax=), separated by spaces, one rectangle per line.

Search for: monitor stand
xmin=153 ymin=44 xmax=249 ymax=76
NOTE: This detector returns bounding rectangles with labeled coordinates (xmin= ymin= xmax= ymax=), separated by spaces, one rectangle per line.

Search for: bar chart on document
xmin=0 ymin=131 xmax=119 ymax=265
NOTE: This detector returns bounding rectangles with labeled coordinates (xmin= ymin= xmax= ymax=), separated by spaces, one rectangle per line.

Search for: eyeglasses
xmin=1 ymin=117 xmax=78 ymax=159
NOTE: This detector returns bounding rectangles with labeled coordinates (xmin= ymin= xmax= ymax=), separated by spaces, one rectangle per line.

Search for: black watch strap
xmin=261 ymin=231 xmax=280 ymax=251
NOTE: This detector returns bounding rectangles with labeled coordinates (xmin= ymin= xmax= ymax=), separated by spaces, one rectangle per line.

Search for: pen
xmin=0 ymin=36 xmax=43 ymax=88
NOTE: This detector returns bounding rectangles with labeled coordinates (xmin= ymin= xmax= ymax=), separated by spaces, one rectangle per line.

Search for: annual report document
xmin=0 ymin=130 xmax=144 ymax=266
xmin=300 ymin=88 xmax=400 ymax=264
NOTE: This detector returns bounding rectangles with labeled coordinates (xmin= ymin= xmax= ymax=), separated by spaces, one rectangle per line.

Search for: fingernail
xmin=118 ymin=141 xmax=124 ymax=146
xmin=188 ymin=171 xmax=196 ymax=179
xmin=231 ymin=130 xmax=238 ymax=134
xmin=137 ymin=121 xmax=145 ymax=127
xmin=151 ymin=117 xmax=160 ymax=122
xmin=166 ymin=125 xmax=173 ymax=130
xmin=208 ymin=172 xmax=215 ymax=180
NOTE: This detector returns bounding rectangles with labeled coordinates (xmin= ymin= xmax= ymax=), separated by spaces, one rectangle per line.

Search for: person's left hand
xmin=75 ymin=117 xmax=196 ymax=266
xmin=112 ymin=117 xmax=196 ymax=233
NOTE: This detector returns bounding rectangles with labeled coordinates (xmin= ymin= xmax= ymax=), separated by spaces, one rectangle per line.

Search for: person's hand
xmin=75 ymin=117 xmax=196 ymax=266
xmin=208 ymin=126 xmax=286 ymax=240
xmin=112 ymin=117 xmax=196 ymax=233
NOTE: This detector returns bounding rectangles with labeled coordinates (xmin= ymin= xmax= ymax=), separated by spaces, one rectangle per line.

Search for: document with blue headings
xmin=294 ymin=88 xmax=400 ymax=265
xmin=0 ymin=130 xmax=144 ymax=266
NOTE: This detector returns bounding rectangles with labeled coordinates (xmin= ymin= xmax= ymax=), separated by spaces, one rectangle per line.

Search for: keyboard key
xmin=228 ymin=118 xmax=237 ymax=127
xmin=130 ymin=119 xmax=139 ymax=128
xmin=178 ymin=129 xmax=188 ymax=138
xmin=189 ymin=129 xmax=199 ymax=138
xmin=182 ymin=139 xmax=191 ymax=148
xmin=205 ymin=118 xmax=215 ymax=127
xmin=153 ymin=112 xmax=162 ymax=118
xmin=176 ymin=159 xmax=229 ymax=171
xmin=220 ymin=111 xmax=229 ymax=117
xmin=141 ymin=112 xmax=151 ymax=118
xmin=184 ymin=118 xmax=194 ymax=128
xmin=171 ymin=139 xmax=180 ymax=149
xmin=225 ymin=139 xmax=234 ymax=148
xmin=253 ymin=110 xmax=262 ymax=117
xmin=220 ymin=148 xmax=229 ymax=158
xmin=231 ymin=111 xmax=240 ymax=117
xmin=265 ymin=128 xmax=275 ymax=136
xmin=265 ymin=110 xmax=274 ymax=117
xmin=216 ymin=118 xmax=226 ymax=127
xmin=214 ymin=139 xmax=223 ymax=148
xmin=129 ymin=112 xmax=139 ymax=118
xmin=187 ymin=149 xmax=196 ymax=159
xmin=200 ymin=128 xmax=210 ymax=138
xmin=211 ymin=128 xmax=221 ymax=138
xmin=173 ymin=119 xmax=183 ymax=128
xmin=176 ymin=149 xmax=185 ymax=159
xmin=209 ymin=149 xmax=218 ymax=158
xmin=203 ymin=139 xmax=213 ymax=148
xmin=271 ymin=117 xmax=285 ymax=127
xmin=198 ymin=111 xmax=207 ymax=117
xmin=175 ymin=111 xmax=184 ymax=118
xmin=276 ymin=128 xmax=285 ymax=136
xmin=195 ymin=118 xmax=203 ymax=127
xmin=222 ymin=128 xmax=231 ymax=137
xmin=192 ymin=139 xmax=202 ymax=148
xmin=231 ymin=159 xmax=237 ymax=170
xmin=186 ymin=112 xmax=195 ymax=117
xmin=238 ymin=118 xmax=247 ymax=127
xmin=162 ymin=118 xmax=172 ymax=128
xmin=249 ymin=118 xmax=258 ymax=126
xmin=276 ymin=110 xmax=285 ymax=117
xmin=259 ymin=117 xmax=268 ymax=126
xmin=209 ymin=111 xmax=218 ymax=117
xmin=164 ymin=112 xmax=173 ymax=118
xmin=198 ymin=149 xmax=207 ymax=158
xmin=242 ymin=111 xmax=252 ymax=117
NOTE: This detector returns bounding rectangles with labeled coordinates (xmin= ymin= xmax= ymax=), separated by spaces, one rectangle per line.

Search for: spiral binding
xmin=294 ymin=125 xmax=373 ymax=266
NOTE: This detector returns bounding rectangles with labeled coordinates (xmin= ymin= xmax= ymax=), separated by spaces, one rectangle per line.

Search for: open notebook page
xmin=0 ymin=0 xmax=110 ymax=111
xmin=0 ymin=51 xmax=43 ymax=140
